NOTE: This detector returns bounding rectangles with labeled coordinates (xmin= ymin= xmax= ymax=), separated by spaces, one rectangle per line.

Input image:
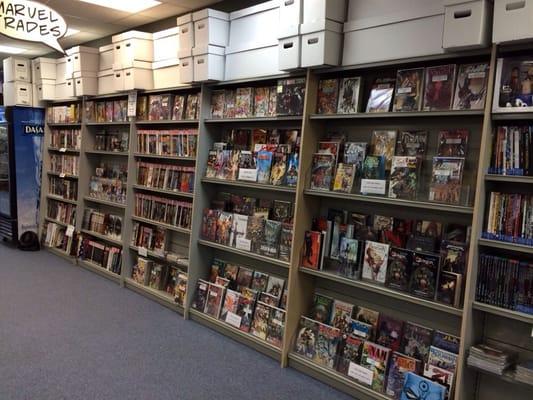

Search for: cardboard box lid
xmin=153 ymin=27 xmax=179 ymax=40
xmin=33 ymin=57 xmax=57 ymax=65
xmin=192 ymin=8 xmax=230 ymax=21
xmin=66 ymin=46 xmax=99 ymax=56
xmin=230 ymin=0 xmax=279 ymax=20
xmin=73 ymin=71 xmax=97 ymax=79
xmin=192 ymin=44 xmax=225 ymax=56
xmin=153 ymin=58 xmax=180 ymax=69
xmin=178 ymin=48 xmax=193 ymax=58
xmin=99 ymin=43 xmax=114 ymax=53
xmin=301 ymin=19 xmax=343 ymax=35
xmin=112 ymin=30 xmax=153 ymax=43
xmin=177 ymin=12 xmax=193 ymax=25
xmin=113 ymin=60 xmax=153 ymax=70
xmin=97 ymin=69 xmax=114 ymax=78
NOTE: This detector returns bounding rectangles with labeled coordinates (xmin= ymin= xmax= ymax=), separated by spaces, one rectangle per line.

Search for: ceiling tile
xmin=46 ymin=0 xmax=130 ymax=23
xmin=114 ymin=14 xmax=158 ymax=28
xmin=138 ymin=3 xmax=189 ymax=18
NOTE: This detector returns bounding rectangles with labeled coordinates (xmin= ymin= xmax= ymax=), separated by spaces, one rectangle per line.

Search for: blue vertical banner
xmin=12 ymin=107 xmax=44 ymax=240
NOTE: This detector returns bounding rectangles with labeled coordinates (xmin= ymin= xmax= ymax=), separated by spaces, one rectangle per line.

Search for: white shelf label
xmin=360 ymin=179 xmax=386 ymax=195
xmin=59 ymin=173 xmax=66 ymax=178
xmin=347 ymin=362 xmax=373 ymax=385
xmin=225 ymin=311 xmax=242 ymax=328
xmin=59 ymin=147 xmax=66 ymax=153
xmin=138 ymin=247 xmax=148 ymax=257
xmin=65 ymin=225 xmax=75 ymax=237
xmin=127 ymin=91 xmax=137 ymax=117
xmin=236 ymin=237 xmax=251 ymax=251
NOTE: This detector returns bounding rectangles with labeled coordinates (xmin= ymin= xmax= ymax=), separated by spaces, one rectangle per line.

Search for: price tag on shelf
xmin=59 ymin=147 xmax=66 ymax=153
xmin=347 ymin=362 xmax=373 ymax=385
xmin=65 ymin=225 xmax=75 ymax=238
xmin=225 ymin=312 xmax=242 ymax=328
xmin=59 ymin=173 xmax=66 ymax=178
xmin=127 ymin=91 xmax=137 ymax=117
xmin=138 ymin=247 xmax=148 ymax=257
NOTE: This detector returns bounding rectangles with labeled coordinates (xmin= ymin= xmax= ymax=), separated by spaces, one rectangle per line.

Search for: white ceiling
xmin=0 ymin=0 xmax=222 ymax=59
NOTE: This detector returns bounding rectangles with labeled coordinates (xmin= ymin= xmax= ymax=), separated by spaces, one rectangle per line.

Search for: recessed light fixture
xmin=64 ymin=28 xmax=80 ymax=37
xmin=0 ymin=45 xmax=26 ymax=54
xmin=78 ymin=0 xmax=161 ymax=13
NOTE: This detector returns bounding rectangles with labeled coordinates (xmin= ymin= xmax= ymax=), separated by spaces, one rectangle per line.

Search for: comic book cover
xmin=185 ymin=93 xmax=199 ymax=120
xmin=362 ymin=241 xmax=390 ymax=284
xmin=251 ymin=270 xmax=269 ymax=293
xmin=235 ymin=266 xmax=254 ymax=290
xmin=259 ymin=292 xmax=279 ymax=307
xmin=432 ymin=331 xmax=461 ymax=354
xmin=215 ymin=212 xmax=233 ymax=245
xmin=400 ymin=373 xmax=446 ymax=400
xmin=317 ymin=78 xmax=339 ymax=114
xmin=429 ymin=157 xmax=465 ymax=205
xmin=314 ymin=323 xmax=341 ymax=369
xmin=224 ymin=89 xmax=236 ymax=118
xmin=295 ymin=316 xmax=320 ymax=359
xmin=266 ymin=307 xmax=286 ymax=348
xmin=235 ymin=87 xmax=254 ymax=118
xmin=266 ymin=275 xmax=285 ymax=300
xmin=272 ymin=200 xmax=292 ymax=223
xmin=349 ymin=319 xmax=373 ymax=340
xmin=254 ymin=87 xmax=270 ymax=117
xmin=258 ymin=220 xmax=282 ymax=258
xmin=174 ymin=272 xmax=187 ymax=306
xmin=329 ymin=299 xmax=354 ymax=335
xmin=105 ymin=101 xmax=114 ymax=122
xmin=192 ymin=279 xmax=210 ymax=311
xmin=229 ymin=213 xmax=249 ymax=248
xmin=171 ymin=95 xmax=185 ymax=120
xmin=201 ymin=209 xmax=219 ymax=241
xmin=310 ymin=153 xmax=335 ymax=191
xmin=388 ymin=156 xmax=419 ymax=200
xmin=246 ymin=215 xmax=265 ymax=253
xmin=210 ymin=90 xmax=225 ymax=118
xmin=395 ymin=131 xmax=428 ymax=158
xmin=301 ymin=230 xmax=322 ymax=270
xmin=386 ymin=247 xmax=413 ymax=292
xmin=310 ymin=293 xmax=334 ymax=324
xmin=276 ymin=78 xmax=306 ymax=116
xmin=371 ymin=130 xmax=397 ymax=170
xmin=437 ymin=129 xmax=469 ymax=157
xmin=237 ymin=150 xmax=257 ymax=182
xmin=256 ymin=150 xmax=273 ymax=184
xmin=96 ymin=102 xmax=106 ymax=122
xmin=285 ymin=153 xmax=299 ymax=187
xmin=439 ymin=240 xmax=467 ymax=275
xmin=362 ymin=155 xmax=386 ymax=181
xmin=355 ymin=306 xmax=380 ymax=340
xmin=223 ymin=263 xmax=239 ymax=283
xmin=360 ymin=341 xmax=391 ymax=393
xmin=160 ymin=94 xmax=172 ymax=120
xmin=338 ymin=237 xmax=361 ymax=278
xmin=409 ymin=252 xmax=440 ymax=299
xmin=337 ymin=77 xmax=362 ymax=114
xmin=267 ymin=86 xmax=277 ymax=116
xmin=393 ymin=68 xmax=424 ymax=112
xmin=215 ymin=150 xmax=229 ymax=180
xmin=436 ymin=271 xmax=462 ymax=307
xmin=270 ymin=152 xmax=287 ymax=185
xmin=209 ymin=258 xmax=226 ymax=282
xmin=344 ymin=142 xmax=367 ymax=174
xmin=453 ymin=63 xmax=489 ymax=110
xmin=215 ymin=276 xmax=230 ymax=288
xmin=203 ymin=283 xmax=226 ymax=318
xmin=427 ymin=345 xmax=458 ymax=373
xmin=279 ymin=289 xmax=288 ymax=310
xmin=84 ymin=100 xmax=95 ymax=122
xmin=220 ymin=289 xmax=240 ymax=322
xmin=225 ymin=150 xmax=240 ymax=181
xmin=366 ymin=77 xmax=395 ymax=113
xmin=236 ymin=287 xmax=257 ymax=332
xmin=385 ymin=352 xmax=421 ymax=399
xmin=423 ymin=64 xmax=456 ymax=111
xmin=337 ymin=335 xmax=365 ymax=375
xmin=279 ymin=223 xmax=293 ymax=262
xmin=376 ymin=315 xmax=404 ymax=352
xmin=423 ymin=364 xmax=455 ymax=399
xmin=333 ymin=163 xmax=356 ymax=193
xmin=250 ymin=302 xmax=271 ymax=340
xmin=400 ymin=321 xmax=434 ymax=363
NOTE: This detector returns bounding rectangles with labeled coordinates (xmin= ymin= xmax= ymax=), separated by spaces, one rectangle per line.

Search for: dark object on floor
xmin=17 ymin=231 xmax=40 ymax=251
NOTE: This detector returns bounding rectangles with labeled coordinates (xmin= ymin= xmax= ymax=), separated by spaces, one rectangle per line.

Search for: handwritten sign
xmin=0 ymin=0 xmax=67 ymax=53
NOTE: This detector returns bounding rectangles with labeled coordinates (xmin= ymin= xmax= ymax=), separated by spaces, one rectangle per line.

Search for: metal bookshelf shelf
xmin=47 ymin=172 xmax=78 ymax=179
xmin=133 ymin=153 xmax=196 ymax=161
xmin=492 ymin=112 xmax=533 ymax=120
xmin=85 ymin=150 xmax=129 ymax=157
xmin=485 ymin=174 xmax=533 ymax=184
xmin=309 ymin=110 xmax=484 ymax=120
xmin=197 ymin=239 xmax=290 ymax=268
xmin=299 ymin=267 xmax=463 ymax=316
xmin=44 ymin=217 xmax=70 ymax=227
xmin=468 ymin=365 xmax=533 ymax=389
xmin=478 ymin=238 xmax=533 ymax=255
xmin=129 ymin=245 xmax=189 ymax=268
xmin=47 ymin=147 xmax=80 ymax=154
xmin=124 ymin=278 xmax=183 ymax=314
xmin=472 ymin=301 xmax=533 ymax=324
xmin=132 ymin=184 xmax=194 ymax=199
xmin=288 ymin=353 xmax=390 ymax=400
xmin=189 ymin=308 xmax=281 ymax=361
xmin=201 ymin=178 xmax=296 ymax=193
xmin=135 ymin=119 xmax=199 ymax=125
xmin=80 ymin=229 xmax=122 ymax=246
xmin=86 ymin=121 xmax=130 ymax=126
xmin=304 ymin=189 xmax=474 ymax=214
xmin=46 ymin=194 xmax=77 ymax=205
xmin=84 ymin=196 xmax=127 ymax=209
xmin=204 ymin=116 xmax=302 ymax=123
xmin=78 ymin=259 xmax=121 ymax=284
xmin=131 ymin=215 xmax=191 ymax=235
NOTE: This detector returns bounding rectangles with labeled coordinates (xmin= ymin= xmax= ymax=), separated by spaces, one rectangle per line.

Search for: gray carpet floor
xmin=0 ymin=243 xmax=353 ymax=400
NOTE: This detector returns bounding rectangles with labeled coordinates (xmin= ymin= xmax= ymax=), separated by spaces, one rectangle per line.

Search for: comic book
xmin=366 ymin=77 xmax=395 ymax=113
xmin=329 ymin=299 xmax=354 ymax=335
xmin=192 ymin=279 xmax=210 ymax=311
xmin=224 ymin=89 xmax=236 ymax=118
xmin=343 ymin=142 xmax=367 ymax=174
xmin=436 ymin=271 xmax=462 ymax=307
xmin=337 ymin=335 xmax=365 ymax=374
xmin=237 ymin=287 xmax=257 ymax=332
xmin=423 ymin=364 xmax=455 ymax=399
xmin=174 ymin=272 xmax=187 ymax=306
xmin=254 ymin=87 xmax=270 ymax=117
xmin=259 ymin=292 xmax=279 ymax=307
xmin=185 ymin=93 xmax=198 ymax=120
xmin=235 ymin=266 xmax=254 ymax=290
xmin=337 ymin=77 xmax=362 ymax=114
xmin=423 ymin=64 xmax=456 ymax=111
xmin=349 ymin=319 xmax=373 ymax=340
xmin=270 ymin=152 xmax=287 ymax=186
xmin=256 ymin=150 xmax=273 ymax=184
xmin=386 ymin=247 xmax=413 ymax=292
xmin=250 ymin=270 xmax=269 ymax=293
xmin=246 ymin=215 xmax=265 ymax=252
xmin=209 ymin=259 xmax=226 ymax=282
xmin=250 ymin=301 xmax=271 ymax=340
xmin=234 ymin=87 xmax=253 ymax=118
xmin=314 ymin=323 xmax=341 ymax=369
xmin=338 ymin=237 xmax=361 ymax=278
xmin=237 ymin=150 xmax=257 ymax=182
xmin=409 ymin=252 xmax=440 ymax=299
xmin=201 ymin=209 xmax=219 ymax=241
xmin=295 ymin=316 xmax=320 ymax=359
xmin=362 ymin=240 xmax=390 ymax=284
xmin=215 ymin=212 xmax=233 ymax=245
xmin=301 ymin=231 xmax=322 ymax=269
xmin=223 ymin=263 xmax=239 ymax=283
xmin=310 ymin=293 xmax=334 ymax=324
xmin=310 ymin=153 xmax=335 ymax=191
xmin=360 ymin=341 xmax=391 ymax=393
xmin=171 ymin=94 xmax=185 ymax=120
xmin=400 ymin=373 xmax=446 ymax=400
xmin=388 ymin=156 xmax=419 ymax=200
xmin=317 ymin=78 xmax=339 ymax=114
xmin=266 ymin=307 xmax=286 ymax=348
xmin=437 ymin=129 xmax=469 ymax=157
xmin=395 ymin=131 xmax=428 ymax=158
xmin=203 ymin=283 xmax=226 ymax=318
xmin=440 ymin=240 xmax=467 ymax=275
xmin=432 ymin=331 xmax=461 ymax=354
xmin=333 ymin=163 xmax=356 ymax=193
xmin=105 ymin=101 xmax=114 ymax=122
xmin=278 ymin=223 xmax=293 ymax=262
xmin=429 ymin=157 xmax=465 ymax=205
xmin=376 ymin=314 xmax=404 ymax=352
xmin=427 ymin=345 xmax=458 ymax=373
xmin=400 ymin=321 xmax=434 ymax=363
xmin=276 ymin=78 xmax=306 ymax=116
xmin=362 ymin=155 xmax=386 ymax=180
xmin=229 ymin=213 xmax=249 ymax=249
xmin=385 ymin=352 xmax=421 ymax=399
xmin=371 ymin=130 xmax=397 ymax=170
xmin=258 ymin=220 xmax=282 ymax=258
xmin=355 ymin=306 xmax=380 ymax=339
xmin=285 ymin=153 xmax=299 ymax=187
xmin=393 ymin=68 xmax=424 ymax=112
xmin=220 ymin=289 xmax=240 ymax=322
xmin=266 ymin=275 xmax=285 ymax=300
xmin=267 ymin=86 xmax=277 ymax=116
xmin=210 ymin=90 xmax=225 ymax=118
xmin=215 ymin=149 xmax=230 ymax=180
xmin=453 ymin=62 xmax=489 ymax=110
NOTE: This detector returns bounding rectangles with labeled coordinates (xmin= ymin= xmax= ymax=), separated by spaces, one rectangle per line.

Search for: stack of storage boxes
xmin=152 ymin=27 xmax=181 ymax=89
xmin=32 ymin=58 xmax=56 ymax=106
xmin=3 ymin=57 xmax=32 ymax=107
xmin=112 ymin=31 xmax=154 ymax=92
xmin=98 ymin=44 xmax=114 ymax=95
xmin=278 ymin=0 xmax=303 ymax=70
xmin=66 ymin=46 xmax=99 ymax=97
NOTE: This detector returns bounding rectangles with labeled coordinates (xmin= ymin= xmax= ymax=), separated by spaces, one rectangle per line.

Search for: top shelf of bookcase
xmin=309 ymin=110 xmax=484 ymax=120
xmin=204 ymin=116 xmax=303 ymax=123
xmin=492 ymin=112 xmax=533 ymax=121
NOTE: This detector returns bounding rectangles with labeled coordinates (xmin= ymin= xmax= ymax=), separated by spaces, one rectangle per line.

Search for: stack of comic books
xmin=489 ymin=125 xmax=533 ymax=176
xmin=467 ymin=344 xmax=516 ymax=375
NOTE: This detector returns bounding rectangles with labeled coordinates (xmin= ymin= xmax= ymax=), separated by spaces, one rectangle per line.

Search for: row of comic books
xmin=50 ymin=154 xmax=79 ymax=176
xmin=47 ymin=104 xmax=81 ymax=124
xmin=95 ymin=128 xmax=129 ymax=153
xmin=301 ymin=210 xmax=469 ymax=308
xmin=42 ymin=221 xmax=78 ymax=255
xmin=295 ymin=293 xmax=460 ymax=399
xmin=131 ymin=257 xmax=188 ymax=304
xmin=88 ymin=176 xmax=127 ymax=205
xmin=134 ymin=193 xmax=193 ymax=230
xmin=48 ymin=175 xmax=77 ymax=201
xmin=310 ymin=130 xmax=468 ymax=205
xmin=131 ymin=221 xmax=166 ymax=253
xmin=467 ymin=343 xmax=517 ymax=376
xmin=50 ymin=128 xmax=81 ymax=150
xmin=483 ymin=192 xmax=533 ymax=245
xmin=85 ymin=99 xmax=128 ymax=123
xmin=136 ymin=129 xmax=198 ymax=158
xmin=137 ymin=93 xmax=199 ymax=121
xmin=476 ymin=253 xmax=533 ymax=315
xmin=47 ymin=199 xmax=76 ymax=225
xmin=78 ymin=235 xmax=122 ymax=275
xmin=82 ymin=208 xmax=122 ymax=240
xmin=317 ymin=63 xmax=489 ymax=115
xmin=210 ymin=78 xmax=306 ymax=118
xmin=137 ymin=162 xmax=195 ymax=193
xmin=489 ymin=125 xmax=533 ymax=176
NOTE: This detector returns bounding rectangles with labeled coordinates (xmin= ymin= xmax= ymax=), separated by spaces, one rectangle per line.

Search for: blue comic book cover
xmin=400 ymin=372 xmax=445 ymax=400
xmin=256 ymin=150 xmax=273 ymax=184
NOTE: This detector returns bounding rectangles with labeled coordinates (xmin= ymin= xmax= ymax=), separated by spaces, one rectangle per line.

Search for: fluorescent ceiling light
xmin=64 ymin=28 xmax=80 ymax=37
xmin=0 ymin=45 xmax=26 ymax=54
xmin=78 ymin=0 xmax=161 ymax=13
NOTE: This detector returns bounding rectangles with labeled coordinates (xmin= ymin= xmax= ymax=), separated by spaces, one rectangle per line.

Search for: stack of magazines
xmin=515 ymin=360 xmax=533 ymax=385
xmin=467 ymin=344 xmax=516 ymax=375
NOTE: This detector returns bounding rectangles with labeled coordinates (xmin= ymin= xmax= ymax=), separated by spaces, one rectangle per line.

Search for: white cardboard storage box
xmin=153 ymin=59 xmax=182 ymax=89
xmin=74 ymin=71 xmax=98 ymax=96
xmin=113 ymin=61 xmax=153 ymax=91
xmin=279 ymin=35 xmax=301 ymax=70
xmin=3 ymin=81 xmax=32 ymax=106
xmin=31 ymin=58 xmax=57 ymax=83
xmin=112 ymin=31 xmax=154 ymax=68
xmin=97 ymin=69 xmax=115 ymax=95
xmin=193 ymin=45 xmax=225 ymax=82
xmin=443 ymin=0 xmax=491 ymax=49
xmin=36 ymin=80 xmax=56 ymax=101
xmin=3 ymin=57 xmax=30 ymax=83
xmin=228 ymin=0 xmax=280 ymax=53
xmin=193 ymin=9 xmax=230 ymax=48
xmin=66 ymin=46 xmax=99 ymax=75
xmin=154 ymin=27 xmax=179 ymax=62
xmin=493 ymin=0 xmax=533 ymax=43
xmin=301 ymin=19 xmax=343 ymax=67
xmin=179 ymin=57 xmax=194 ymax=83
xmin=55 ymin=80 xmax=75 ymax=100
xmin=99 ymin=44 xmax=114 ymax=71
xmin=178 ymin=13 xmax=194 ymax=52
xmin=279 ymin=0 xmax=302 ymax=38
xmin=32 ymin=84 xmax=45 ymax=108
xmin=56 ymin=57 xmax=68 ymax=84
xmin=225 ymin=44 xmax=281 ymax=81
xmin=303 ymin=0 xmax=346 ymax=24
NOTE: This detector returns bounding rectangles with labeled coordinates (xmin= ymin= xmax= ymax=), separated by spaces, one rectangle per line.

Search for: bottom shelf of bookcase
xmin=468 ymin=365 xmax=533 ymax=390
xmin=287 ymin=353 xmax=389 ymax=400
xmin=124 ymin=278 xmax=183 ymax=315
xmin=188 ymin=308 xmax=281 ymax=362
xmin=46 ymin=246 xmax=76 ymax=264
xmin=79 ymin=259 xmax=121 ymax=284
